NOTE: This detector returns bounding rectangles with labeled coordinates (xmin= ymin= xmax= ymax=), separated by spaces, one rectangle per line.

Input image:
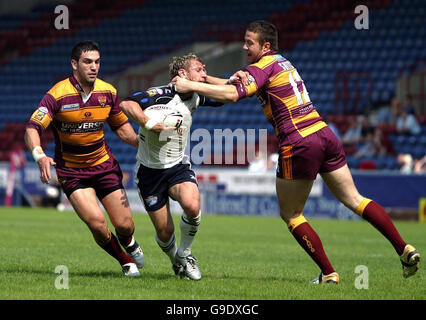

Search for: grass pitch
xmin=0 ymin=207 xmax=424 ymax=300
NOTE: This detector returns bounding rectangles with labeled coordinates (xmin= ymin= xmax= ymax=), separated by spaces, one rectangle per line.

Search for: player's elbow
xmin=119 ymin=101 xmax=131 ymax=114
xmin=223 ymin=88 xmax=240 ymax=103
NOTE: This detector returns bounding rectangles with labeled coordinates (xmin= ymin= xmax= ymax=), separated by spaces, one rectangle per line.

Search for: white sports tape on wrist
xmin=32 ymin=146 xmax=46 ymax=162
xmin=144 ymin=118 xmax=157 ymax=130
xmin=227 ymin=76 xmax=236 ymax=84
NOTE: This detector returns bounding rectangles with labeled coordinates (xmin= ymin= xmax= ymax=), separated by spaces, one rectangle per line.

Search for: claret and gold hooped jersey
xmin=27 ymin=75 xmax=129 ymax=174
xmin=234 ymin=51 xmax=327 ymax=146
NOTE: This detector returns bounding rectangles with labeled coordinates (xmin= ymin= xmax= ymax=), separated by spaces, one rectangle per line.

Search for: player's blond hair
xmin=169 ymin=53 xmax=203 ymax=80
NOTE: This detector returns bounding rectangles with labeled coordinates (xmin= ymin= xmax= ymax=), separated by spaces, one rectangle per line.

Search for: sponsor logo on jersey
xmin=278 ymin=60 xmax=294 ymax=71
xmin=98 ymin=96 xmax=107 ymax=107
xmin=248 ymin=75 xmax=255 ymax=84
xmin=145 ymin=195 xmax=158 ymax=207
xmin=147 ymin=88 xmax=159 ymax=96
xmin=33 ymin=107 xmax=48 ymax=121
xmin=60 ymin=121 xmax=104 ymax=133
xmin=61 ymin=103 xmax=80 ymax=111
xmin=147 ymin=87 xmax=164 ymax=96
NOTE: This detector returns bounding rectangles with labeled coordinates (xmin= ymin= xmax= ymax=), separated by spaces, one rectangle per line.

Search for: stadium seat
xmin=0 ymin=0 xmax=424 ymax=169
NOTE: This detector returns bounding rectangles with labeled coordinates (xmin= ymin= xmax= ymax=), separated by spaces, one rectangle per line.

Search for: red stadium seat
xmin=359 ymin=160 xmax=378 ymax=170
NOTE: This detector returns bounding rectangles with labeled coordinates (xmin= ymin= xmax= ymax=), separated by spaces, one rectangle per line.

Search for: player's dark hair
xmin=71 ymin=40 xmax=100 ymax=61
xmin=169 ymin=53 xmax=203 ymax=80
xmin=246 ymin=20 xmax=278 ymax=51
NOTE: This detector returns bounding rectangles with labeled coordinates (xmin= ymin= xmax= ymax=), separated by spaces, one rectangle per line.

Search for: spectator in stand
xmin=342 ymin=115 xmax=363 ymax=146
xmin=353 ymin=126 xmax=388 ymax=160
xmin=377 ymin=97 xmax=400 ymax=129
xmin=373 ymin=126 xmax=395 ymax=156
xmin=413 ymin=155 xmax=426 ymax=173
xmin=396 ymin=108 xmax=421 ymax=135
xmin=397 ymin=153 xmax=414 ymax=174
xmin=324 ymin=115 xmax=342 ymax=141
xmin=403 ymin=95 xmax=416 ymax=116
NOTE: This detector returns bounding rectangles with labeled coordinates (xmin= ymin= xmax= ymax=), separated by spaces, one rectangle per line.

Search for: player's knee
xmin=114 ymin=216 xmax=134 ymax=236
xmin=279 ymin=210 xmax=303 ymax=225
xmin=182 ymin=201 xmax=200 ymax=218
xmin=86 ymin=216 xmax=107 ymax=233
xmin=86 ymin=218 xmax=109 ymax=243
xmin=341 ymin=193 xmax=365 ymax=213
xmin=157 ymin=226 xmax=174 ymax=243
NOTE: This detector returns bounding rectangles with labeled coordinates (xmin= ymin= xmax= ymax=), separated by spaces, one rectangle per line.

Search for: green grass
xmin=0 ymin=207 xmax=424 ymax=300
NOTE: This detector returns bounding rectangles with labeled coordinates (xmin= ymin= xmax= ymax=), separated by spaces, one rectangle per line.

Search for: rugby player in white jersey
xmin=119 ymin=54 xmax=222 ymax=280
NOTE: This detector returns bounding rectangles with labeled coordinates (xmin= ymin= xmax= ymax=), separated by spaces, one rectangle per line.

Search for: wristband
xmin=32 ymin=146 xmax=46 ymax=162
xmin=144 ymin=118 xmax=157 ymax=130
xmin=227 ymin=76 xmax=236 ymax=84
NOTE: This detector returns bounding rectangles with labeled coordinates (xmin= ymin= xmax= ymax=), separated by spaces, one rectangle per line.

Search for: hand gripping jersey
xmin=125 ymin=86 xmax=222 ymax=169
xmin=234 ymin=51 xmax=327 ymax=146
xmin=26 ymin=75 xmax=128 ymax=176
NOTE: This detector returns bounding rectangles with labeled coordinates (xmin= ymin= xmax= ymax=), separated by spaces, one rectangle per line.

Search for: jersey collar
xmin=256 ymin=50 xmax=277 ymax=62
xmin=69 ymin=75 xmax=95 ymax=103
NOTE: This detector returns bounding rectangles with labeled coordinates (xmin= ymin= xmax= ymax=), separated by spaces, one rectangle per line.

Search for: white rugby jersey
xmin=124 ymin=85 xmax=222 ymax=169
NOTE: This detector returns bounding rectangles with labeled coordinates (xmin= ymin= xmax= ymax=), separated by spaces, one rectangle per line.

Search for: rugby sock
xmin=116 ymin=230 xmax=139 ymax=254
xmin=357 ymin=198 xmax=406 ymax=255
xmin=288 ymin=216 xmax=335 ymax=275
xmin=178 ymin=212 xmax=201 ymax=257
xmin=155 ymin=233 xmax=178 ymax=264
xmin=98 ymin=230 xmax=134 ymax=265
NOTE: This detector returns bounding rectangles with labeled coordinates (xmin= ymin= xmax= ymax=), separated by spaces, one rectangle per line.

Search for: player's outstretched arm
xmin=205 ymin=75 xmax=228 ymax=85
xmin=24 ymin=127 xmax=56 ymax=184
xmin=171 ymin=76 xmax=239 ymax=103
xmin=206 ymin=71 xmax=249 ymax=86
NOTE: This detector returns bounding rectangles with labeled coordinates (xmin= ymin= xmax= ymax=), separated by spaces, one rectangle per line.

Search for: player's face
xmin=243 ymin=31 xmax=269 ymax=64
xmin=72 ymin=50 xmax=100 ymax=86
xmin=184 ymin=59 xmax=207 ymax=83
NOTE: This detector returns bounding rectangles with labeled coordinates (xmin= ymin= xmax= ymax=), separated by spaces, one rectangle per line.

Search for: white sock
xmin=178 ymin=212 xmax=201 ymax=257
xmin=155 ymin=233 xmax=177 ymax=264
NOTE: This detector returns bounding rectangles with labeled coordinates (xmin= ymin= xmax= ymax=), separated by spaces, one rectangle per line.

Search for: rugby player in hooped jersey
xmin=171 ymin=21 xmax=420 ymax=283
xmin=25 ymin=41 xmax=145 ymax=277
xmin=119 ymin=54 xmax=222 ymax=280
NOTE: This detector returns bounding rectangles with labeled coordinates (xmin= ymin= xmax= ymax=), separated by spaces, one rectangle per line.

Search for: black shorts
xmin=135 ymin=162 xmax=197 ymax=212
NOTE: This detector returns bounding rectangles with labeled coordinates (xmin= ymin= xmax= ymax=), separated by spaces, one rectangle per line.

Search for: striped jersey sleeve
xmin=234 ymin=52 xmax=326 ymax=145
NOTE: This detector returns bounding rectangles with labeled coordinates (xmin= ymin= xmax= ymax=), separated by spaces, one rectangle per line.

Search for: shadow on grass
xmin=0 ymin=266 xmax=179 ymax=281
xmin=1 ymin=264 xmax=311 ymax=284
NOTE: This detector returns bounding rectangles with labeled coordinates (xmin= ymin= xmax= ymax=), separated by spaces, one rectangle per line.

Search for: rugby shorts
xmin=135 ymin=161 xmax=197 ymax=212
xmin=276 ymin=126 xmax=347 ymax=180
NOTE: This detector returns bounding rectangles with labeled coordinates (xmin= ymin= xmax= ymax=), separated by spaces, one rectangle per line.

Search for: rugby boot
xmin=126 ymin=241 xmax=145 ymax=268
xmin=311 ymin=272 xmax=339 ymax=284
xmin=175 ymin=253 xmax=202 ymax=280
xmin=400 ymin=244 xmax=420 ymax=278
xmin=121 ymin=263 xmax=141 ymax=277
